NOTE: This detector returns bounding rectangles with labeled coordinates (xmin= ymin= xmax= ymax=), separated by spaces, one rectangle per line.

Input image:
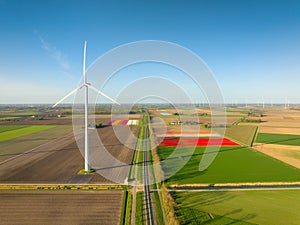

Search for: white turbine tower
xmin=53 ymin=41 xmax=120 ymax=172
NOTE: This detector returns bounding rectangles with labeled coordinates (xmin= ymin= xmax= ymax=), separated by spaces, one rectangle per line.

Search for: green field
xmin=226 ymin=109 xmax=249 ymax=113
xmin=0 ymin=126 xmax=26 ymax=133
xmin=256 ymin=133 xmax=300 ymax=146
xmin=0 ymin=126 xmax=56 ymax=142
xmin=157 ymin=146 xmax=300 ymax=184
xmin=9 ymin=110 xmax=41 ymax=116
xmin=173 ymin=190 xmax=300 ymax=225
xmin=0 ymin=117 xmax=21 ymax=121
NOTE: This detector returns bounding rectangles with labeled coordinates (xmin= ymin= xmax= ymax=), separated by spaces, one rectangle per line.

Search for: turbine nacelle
xmin=52 ymin=41 xmax=119 ymax=108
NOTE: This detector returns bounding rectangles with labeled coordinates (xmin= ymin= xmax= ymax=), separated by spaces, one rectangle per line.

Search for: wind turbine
xmin=53 ymin=41 xmax=120 ymax=172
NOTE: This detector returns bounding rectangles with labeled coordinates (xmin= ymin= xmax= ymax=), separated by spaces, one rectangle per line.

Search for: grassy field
xmin=173 ymin=190 xmax=300 ymax=225
xmin=256 ymin=133 xmax=300 ymax=146
xmin=0 ymin=125 xmax=26 ymax=133
xmin=0 ymin=117 xmax=21 ymax=121
xmin=219 ymin=125 xmax=258 ymax=146
xmin=0 ymin=125 xmax=56 ymax=142
xmin=8 ymin=110 xmax=41 ymax=116
xmin=157 ymin=146 xmax=300 ymax=184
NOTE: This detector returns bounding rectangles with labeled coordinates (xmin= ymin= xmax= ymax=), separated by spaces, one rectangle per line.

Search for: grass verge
xmin=120 ymin=190 xmax=132 ymax=225
xmin=0 ymin=184 xmax=127 ymax=190
xmin=78 ymin=168 xmax=96 ymax=174
xmin=135 ymin=191 xmax=144 ymax=224
xmin=153 ymin=190 xmax=165 ymax=225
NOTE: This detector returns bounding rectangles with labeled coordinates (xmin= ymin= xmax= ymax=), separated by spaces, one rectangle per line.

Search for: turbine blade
xmin=88 ymin=85 xmax=120 ymax=105
xmin=83 ymin=41 xmax=87 ymax=83
xmin=52 ymin=85 xmax=83 ymax=108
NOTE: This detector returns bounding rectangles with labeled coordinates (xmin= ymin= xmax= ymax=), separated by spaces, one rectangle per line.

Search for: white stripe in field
xmin=155 ymin=133 xmax=220 ymax=137
xmin=125 ymin=120 xmax=139 ymax=125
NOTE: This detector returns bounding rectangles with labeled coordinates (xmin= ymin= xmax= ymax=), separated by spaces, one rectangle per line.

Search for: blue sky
xmin=0 ymin=0 xmax=300 ymax=104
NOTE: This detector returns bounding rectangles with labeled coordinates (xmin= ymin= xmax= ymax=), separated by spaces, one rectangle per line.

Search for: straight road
xmin=143 ymin=126 xmax=155 ymax=225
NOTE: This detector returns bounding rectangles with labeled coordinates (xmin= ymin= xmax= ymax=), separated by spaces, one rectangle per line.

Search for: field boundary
xmin=169 ymin=181 xmax=300 ymax=190
xmin=120 ymin=190 xmax=132 ymax=225
xmin=250 ymin=126 xmax=259 ymax=146
xmin=0 ymin=184 xmax=128 ymax=190
xmin=231 ymin=116 xmax=246 ymax=125
xmin=222 ymin=134 xmax=246 ymax=147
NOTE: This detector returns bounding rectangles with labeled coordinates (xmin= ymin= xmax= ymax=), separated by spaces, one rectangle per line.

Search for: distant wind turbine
xmin=284 ymin=97 xmax=289 ymax=109
xmin=53 ymin=41 xmax=120 ymax=172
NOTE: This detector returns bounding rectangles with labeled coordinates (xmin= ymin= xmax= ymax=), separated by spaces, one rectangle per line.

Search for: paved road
xmin=143 ymin=126 xmax=155 ymax=225
xmin=130 ymin=137 xmax=142 ymax=225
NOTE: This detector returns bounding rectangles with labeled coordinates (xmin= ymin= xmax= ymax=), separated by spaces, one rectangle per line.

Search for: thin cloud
xmin=38 ymin=35 xmax=70 ymax=71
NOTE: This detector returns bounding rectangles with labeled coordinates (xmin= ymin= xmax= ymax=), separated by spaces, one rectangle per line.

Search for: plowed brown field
xmin=0 ymin=190 xmax=123 ymax=225
xmin=0 ymin=115 xmax=140 ymax=184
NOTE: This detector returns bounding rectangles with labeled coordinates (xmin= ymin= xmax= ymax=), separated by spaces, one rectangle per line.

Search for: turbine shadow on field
xmin=173 ymin=192 xmax=257 ymax=224
xmin=202 ymin=210 xmax=256 ymax=225
xmin=92 ymin=164 xmax=130 ymax=173
xmin=96 ymin=142 xmax=137 ymax=147
xmin=161 ymin=145 xmax=247 ymax=163
xmin=174 ymin=191 xmax=236 ymax=207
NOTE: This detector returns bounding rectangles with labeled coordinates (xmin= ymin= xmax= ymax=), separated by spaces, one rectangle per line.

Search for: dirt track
xmin=0 ymin=190 xmax=122 ymax=225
